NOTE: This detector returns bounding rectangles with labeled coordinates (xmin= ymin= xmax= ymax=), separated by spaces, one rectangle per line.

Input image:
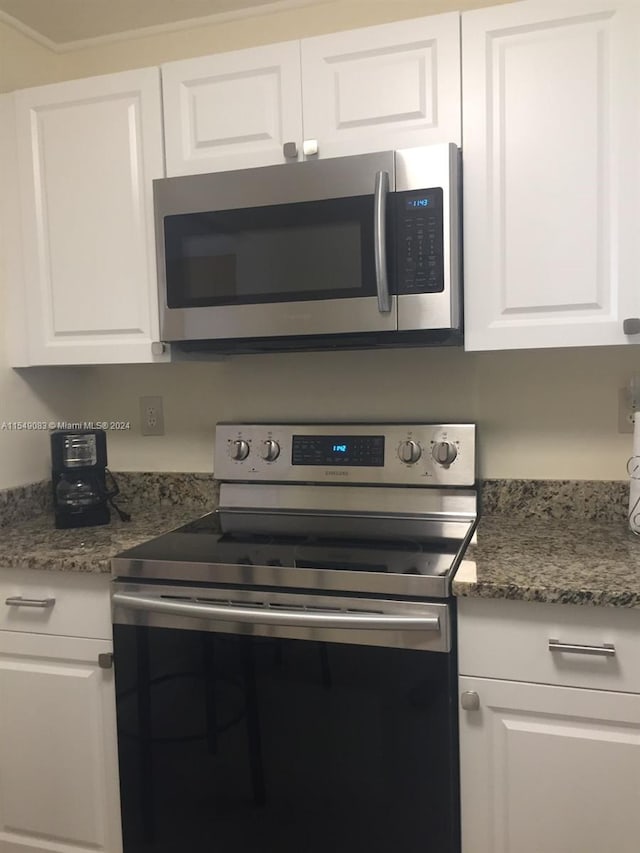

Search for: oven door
xmin=112 ymin=584 xmax=460 ymax=853
xmin=154 ymin=151 xmax=398 ymax=342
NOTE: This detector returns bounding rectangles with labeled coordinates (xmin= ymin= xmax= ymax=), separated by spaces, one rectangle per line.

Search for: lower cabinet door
xmin=0 ymin=631 xmax=122 ymax=853
xmin=459 ymin=675 xmax=640 ymax=853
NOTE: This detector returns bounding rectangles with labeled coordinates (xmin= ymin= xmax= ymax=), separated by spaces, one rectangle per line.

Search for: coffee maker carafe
xmin=51 ymin=430 xmax=110 ymax=529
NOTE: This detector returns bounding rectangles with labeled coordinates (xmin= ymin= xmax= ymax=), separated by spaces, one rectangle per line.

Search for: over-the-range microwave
xmin=154 ymin=143 xmax=461 ymax=353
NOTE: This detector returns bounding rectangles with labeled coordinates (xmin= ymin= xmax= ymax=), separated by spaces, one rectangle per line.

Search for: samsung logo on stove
xmin=325 ymin=470 xmax=349 ymax=476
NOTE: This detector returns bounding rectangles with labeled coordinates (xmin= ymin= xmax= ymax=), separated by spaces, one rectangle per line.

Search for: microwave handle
xmin=374 ymin=170 xmax=391 ymax=313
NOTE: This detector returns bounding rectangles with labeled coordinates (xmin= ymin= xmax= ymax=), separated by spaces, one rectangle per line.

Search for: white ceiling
xmin=0 ymin=0 xmax=322 ymax=46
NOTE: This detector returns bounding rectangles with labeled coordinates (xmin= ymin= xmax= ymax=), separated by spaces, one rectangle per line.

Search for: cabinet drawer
xmin=0 ymin=569 xmax=111 ymax=640
xmin=458 ymin=598 xmax=640 ymax=693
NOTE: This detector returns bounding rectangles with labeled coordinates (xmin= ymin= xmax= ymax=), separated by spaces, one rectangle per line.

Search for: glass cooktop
xmin=112 ymin=512 xmax=473 ymax=598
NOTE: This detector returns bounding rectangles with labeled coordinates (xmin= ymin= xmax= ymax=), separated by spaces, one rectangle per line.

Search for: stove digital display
xmin=292 ymin=435 xmax=385 ymax=467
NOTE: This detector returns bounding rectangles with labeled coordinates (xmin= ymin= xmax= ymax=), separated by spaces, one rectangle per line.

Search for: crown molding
xmin=0 ymin=0 xmax=332 ymax=54
xmin=0 ymin=9 xmax=58 ymax=50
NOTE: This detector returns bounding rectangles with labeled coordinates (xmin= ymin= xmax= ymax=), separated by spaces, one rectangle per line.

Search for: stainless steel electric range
xmin=111 ymin=423 xmax=477 ymax=853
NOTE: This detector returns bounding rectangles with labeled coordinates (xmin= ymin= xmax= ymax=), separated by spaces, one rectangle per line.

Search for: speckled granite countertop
xmin=453 ymin=480 xmax=640 ymax=608
xmin=0 ymin=473 xmax=218 ymax=575
xmin=0 ymin=505 xmax=208 ymax=574
xmin=3 ymin=475 xmax=640 ymax=606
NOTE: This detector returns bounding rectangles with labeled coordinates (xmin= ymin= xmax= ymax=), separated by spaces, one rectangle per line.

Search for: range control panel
xmin=214 ymin=424 xmax=476 ymax=486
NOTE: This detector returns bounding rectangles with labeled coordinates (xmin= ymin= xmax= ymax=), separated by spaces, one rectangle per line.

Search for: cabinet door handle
xmin=283 ymin=141 xmax=298 ymax=159
xmin=5 ymin=596 xmax=56 ymax=608
xmin=548 ymin=638 xmax=616 ymax=657
xmin=302 ymin=139 xmax=318 ymax=157
xmin=461 ymin=691 xmax=480 ymax=711
xmin=623 ymin=318 xmax=640 ymax=335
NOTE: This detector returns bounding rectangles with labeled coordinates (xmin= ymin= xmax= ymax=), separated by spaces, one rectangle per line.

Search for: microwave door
xmin=156 ymin=151 xmax=398 ymax=342
xmin=159 ymin=209 xmax=398 ymax=341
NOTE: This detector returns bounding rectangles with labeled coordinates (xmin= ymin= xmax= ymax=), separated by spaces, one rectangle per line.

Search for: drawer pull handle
xmin=5 ymin=596 xmax=56 ymax=609
xmin=548 ymin=638 xmax=615 ymax=657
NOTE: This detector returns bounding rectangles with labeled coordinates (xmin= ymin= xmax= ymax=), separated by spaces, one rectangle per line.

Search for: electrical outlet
xmin=140 ymin=396 xmax=164 ymax=436
xmin=618 ymin=386 xmax=636 ymax=434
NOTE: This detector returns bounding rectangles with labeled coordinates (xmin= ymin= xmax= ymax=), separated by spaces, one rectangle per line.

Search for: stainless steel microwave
xmin=154 ymin=144 xmax=461 ymax=353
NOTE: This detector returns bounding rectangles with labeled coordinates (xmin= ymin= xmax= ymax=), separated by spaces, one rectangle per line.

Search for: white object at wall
xmin=463 ymin=0 xmax=640 ymax=351
xmin=628 ymin=410 xmax=640 ymax=532
xmin=11 ymin=68 xmax=169 ymax=365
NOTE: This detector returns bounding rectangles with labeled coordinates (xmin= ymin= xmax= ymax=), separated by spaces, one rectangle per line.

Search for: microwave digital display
xmin=405 ymin=197 xmax=432 ymax=208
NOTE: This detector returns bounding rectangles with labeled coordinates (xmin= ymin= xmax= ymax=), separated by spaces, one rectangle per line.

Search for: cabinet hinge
xmin=98 ymin=652 xmax=114 ymax=669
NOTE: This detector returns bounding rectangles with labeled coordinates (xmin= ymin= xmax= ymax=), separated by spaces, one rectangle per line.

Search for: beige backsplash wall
xmin=77 ymin=345 xmax=640 ymax=481
xmin=1 ymin=0 xmax=638 ymax=486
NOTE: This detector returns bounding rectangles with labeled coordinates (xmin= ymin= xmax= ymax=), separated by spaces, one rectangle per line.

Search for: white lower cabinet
xmin=458 ymin=598 xmax=640 ymax=853
xmin=459 ymin=675 xmax=640 ymax=853
xmin=0 ymin=573 xmax=121 ymax=853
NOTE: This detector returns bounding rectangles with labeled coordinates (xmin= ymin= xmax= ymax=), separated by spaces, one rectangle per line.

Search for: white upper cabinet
xmin=10 ymin=68 xmax=168 ymax=366
xmin=162 ymin=41 xmax=304 ymax=176
xmin=161 ymin=14 xmax=461 ymax=176
xmin=300 ymin=14 xmax=461 ymax=160
xmin=462 ymin=0 xmax=640 ymax=351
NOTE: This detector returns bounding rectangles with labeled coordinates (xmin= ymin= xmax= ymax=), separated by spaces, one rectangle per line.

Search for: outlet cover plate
xmin=140 ymin=396 xmax=164 ymax=436
xmin=618 ymin=387 xmax=635 ymax=434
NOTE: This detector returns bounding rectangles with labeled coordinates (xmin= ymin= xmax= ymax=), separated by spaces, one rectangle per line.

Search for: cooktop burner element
xmin=112 ymin=423 xmax=477 ymax=599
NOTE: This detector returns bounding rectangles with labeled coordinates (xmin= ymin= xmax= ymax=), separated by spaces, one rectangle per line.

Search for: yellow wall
xmin=0 ymin=19 xmax=59 ymax=91
xmin=49 ymin=0 xmax=513 ymax=81
xmin=0 ymin=0 xmax=637 ymax=485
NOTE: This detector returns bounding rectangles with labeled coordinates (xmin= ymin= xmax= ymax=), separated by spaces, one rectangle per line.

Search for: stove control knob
xmin=398 ymin=440 xmax=422 ymax=464
xmin=432 ymin=441 xmax=458 ymax=466
xmin=260 ymin=439 xmax=280 ymax=462
xmin=229 ymin=439 xmax=250 ymax=461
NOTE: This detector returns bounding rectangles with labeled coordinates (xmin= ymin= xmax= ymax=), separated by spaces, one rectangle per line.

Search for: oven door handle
xmin=112 ymin=592 xmax=440 ymax=632
xmin=374 ymin=170 xmax=391 ymax=313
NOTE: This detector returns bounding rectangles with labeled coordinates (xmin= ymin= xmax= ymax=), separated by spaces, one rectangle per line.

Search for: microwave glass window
xmin=164 ymin=196 xmax=379 ymax=308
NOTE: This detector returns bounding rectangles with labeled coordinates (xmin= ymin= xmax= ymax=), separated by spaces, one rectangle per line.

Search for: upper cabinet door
xmin=463 ymin=0 xmax=640 ymax=351
xmin=162 ymin=42 xmax=303 ymax=176
xmin=300 ymin=14 xmax=461 ymax=160
xmin=13 ymin=68 xmax=167 ymax=365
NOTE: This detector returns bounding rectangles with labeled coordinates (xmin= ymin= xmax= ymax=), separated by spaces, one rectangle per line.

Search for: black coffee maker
xmin=51 ymin=429 xmax=110 ymax=529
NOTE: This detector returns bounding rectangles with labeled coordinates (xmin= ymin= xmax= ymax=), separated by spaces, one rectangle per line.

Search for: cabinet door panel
xmin=14 ymin=68 xmax=166 ymax=365
xmin=459 ymin=675 xmax=640 ymax=853
xmin=162 ymin=41 xmax=303 ymax=175
xmin=301 ymin=14 xmax=461 ymax=159
xmin=463 ymin=0 xmax=640 ymax=350
xmin=0 ymin=632 xmax=121 ymax=853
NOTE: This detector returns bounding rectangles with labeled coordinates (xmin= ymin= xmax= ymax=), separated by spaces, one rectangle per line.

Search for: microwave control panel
xmin=395 ymin=188 xmax=444 ymax=295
